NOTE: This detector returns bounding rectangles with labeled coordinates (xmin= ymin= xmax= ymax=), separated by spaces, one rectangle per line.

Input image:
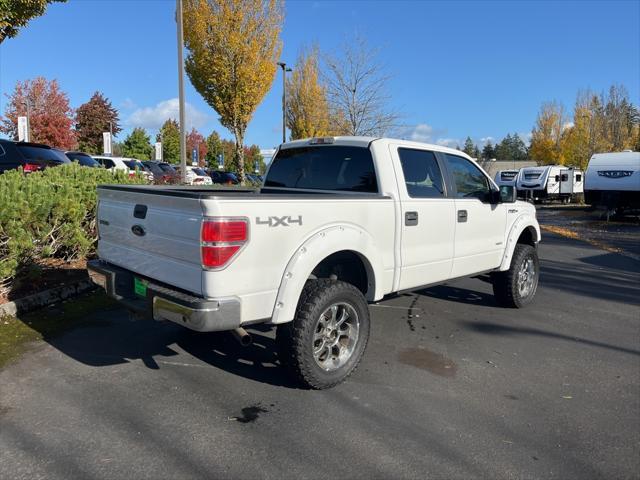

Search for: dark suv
xmin=0 ymin=139 xmax=70 ymax=173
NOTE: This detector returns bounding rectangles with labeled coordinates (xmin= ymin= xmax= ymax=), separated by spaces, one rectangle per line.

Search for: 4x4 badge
xmin=256 ymin=216 xmax=303 ymax=227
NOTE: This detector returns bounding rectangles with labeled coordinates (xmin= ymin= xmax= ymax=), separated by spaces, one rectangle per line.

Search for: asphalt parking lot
xmin=1 ymin=233 xmax=639 ymax=480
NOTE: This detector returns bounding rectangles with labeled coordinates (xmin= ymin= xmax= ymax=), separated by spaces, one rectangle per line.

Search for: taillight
xmin=22 ymin=163 xmax=41 ymax=173
xmin=129 ymin=171 xmax=136 ymax=178
xmin=201 ymin=218 xmax=248 ymax=269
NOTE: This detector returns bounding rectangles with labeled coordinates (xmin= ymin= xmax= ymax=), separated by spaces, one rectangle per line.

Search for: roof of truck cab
xmin=279 ymin=136 xmax=474 ymax=160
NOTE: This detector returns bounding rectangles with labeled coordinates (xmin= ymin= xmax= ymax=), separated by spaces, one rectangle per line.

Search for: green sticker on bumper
xmin=134 ymin=277 xmax=148 ymax=297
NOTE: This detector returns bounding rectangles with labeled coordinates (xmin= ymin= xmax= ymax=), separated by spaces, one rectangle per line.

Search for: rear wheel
xmin=492 ymin=244 xmax=539 ymax=308
xmin=277 ymin=279 xmax=370 ymax=389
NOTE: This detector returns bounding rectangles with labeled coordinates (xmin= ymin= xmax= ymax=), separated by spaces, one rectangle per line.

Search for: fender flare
xmin=498 ymin=215 xmax=541 ymax=271
xmin=270 ymin=224 xmax=384 ymax=324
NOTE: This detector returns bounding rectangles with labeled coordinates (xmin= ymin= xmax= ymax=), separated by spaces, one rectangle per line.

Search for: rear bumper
xmin=87 ymin=259 xmax=241 ymax=332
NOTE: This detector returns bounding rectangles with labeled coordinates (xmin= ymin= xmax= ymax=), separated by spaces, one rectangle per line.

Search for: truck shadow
xmin=461 ymin=321 xmax=640 ymax=357
xmin=39 ymin=310 xmax=299 ymax=388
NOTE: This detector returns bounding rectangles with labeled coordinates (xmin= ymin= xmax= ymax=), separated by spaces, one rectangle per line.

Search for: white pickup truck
xmin=88 ymin=136 xmax=541 ymax=389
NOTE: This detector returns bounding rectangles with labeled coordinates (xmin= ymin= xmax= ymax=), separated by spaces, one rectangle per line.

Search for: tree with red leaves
xmin=75 ymin=92 xmax=121 ymax=154
xmin=186 ymin=128 xmax=208 ymax=166
xmin=0 ymin=77 xmax=76 ymax=149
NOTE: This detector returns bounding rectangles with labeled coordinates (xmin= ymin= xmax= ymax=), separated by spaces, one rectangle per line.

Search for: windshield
xmin=159 ymin=163 xmax=177 ymax=173
xmin=192 ymin=167 xmax=207 ymax=176
xmin=143 ymin=162 xmax=164 ymax=175
xmin=17 ymin=145 xmax=69 ymax=163
xmin=123 ymin=160 xmax=145 ymax=170
xmin=265 ymin=146 xmax=378 ymax=192
xmin=67 ymin=152 xmax=100 ymax=167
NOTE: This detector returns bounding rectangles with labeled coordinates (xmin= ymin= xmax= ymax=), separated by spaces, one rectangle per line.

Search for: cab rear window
xmin=265 ymin=146 xmax=378 ymax=193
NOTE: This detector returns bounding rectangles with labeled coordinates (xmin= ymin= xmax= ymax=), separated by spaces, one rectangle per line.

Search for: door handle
xmin=457 ymin=210 xmax=468 ymax=222
xmin=405 ymin=211 xmax=418 ymax=226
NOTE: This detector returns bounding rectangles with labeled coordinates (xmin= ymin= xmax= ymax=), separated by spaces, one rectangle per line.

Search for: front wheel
xmin=492 ymin=244 xmax=539 ymax=308
xmin=276 ymin=279 xmax=370 ymax=389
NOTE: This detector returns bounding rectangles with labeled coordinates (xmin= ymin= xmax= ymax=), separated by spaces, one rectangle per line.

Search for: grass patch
xmin=0 ymin=290 xmax=117 ymax=369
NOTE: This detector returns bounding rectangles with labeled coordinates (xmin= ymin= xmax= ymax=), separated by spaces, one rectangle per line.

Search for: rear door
xmin=97 ymin=187 xmax=205 ymax=295
xmin=0 ymin=143 xmax=21 ymax=172
xmin=443 ymin=153 xmax=507 ymax=277
xmin=559 ymin=169 xmax=573 ymax=195
xmin=391 ymin=145 xmax=455 ymax=289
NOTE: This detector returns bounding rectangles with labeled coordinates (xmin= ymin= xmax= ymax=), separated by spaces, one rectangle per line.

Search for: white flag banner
xmin=103 ymin=132 xmax=112 ymax=155
xmin=155 ymin=142 xmax=162 ymax=160
xmin=17 ymin=116 xmax=29 ymax=142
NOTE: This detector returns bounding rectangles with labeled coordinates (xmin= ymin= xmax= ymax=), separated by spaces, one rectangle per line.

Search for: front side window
xmin=265 ymin=146 xmax=378 ymax=193
xmin=398 ymin=148 xmax=444 ymax=198
xmin=445 ymin=154 xmax=491 ymax=200
xmin=103 ymin=159 xmax=115 ymax=169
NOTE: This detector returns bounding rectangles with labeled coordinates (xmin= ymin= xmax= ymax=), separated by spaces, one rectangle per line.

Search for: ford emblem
xmin=131 ymin=224 xmax=146 ymax=237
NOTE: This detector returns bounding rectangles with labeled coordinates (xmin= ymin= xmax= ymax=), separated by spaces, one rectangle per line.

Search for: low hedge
xmin=0 ymin=164 xmax=147 ymax=294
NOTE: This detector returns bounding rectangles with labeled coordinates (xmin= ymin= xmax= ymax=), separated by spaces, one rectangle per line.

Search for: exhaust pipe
xmin=231 ymin=327 xmax=252 ymax=347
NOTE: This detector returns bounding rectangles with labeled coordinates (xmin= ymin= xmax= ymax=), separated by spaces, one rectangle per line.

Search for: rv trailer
xmin=516 ymin=165 xmax=584 ymax=203
xmin=584 ymin=151 xmax=640 ymax=212
xmin=494 ymin=169 xmax=520 ymax=187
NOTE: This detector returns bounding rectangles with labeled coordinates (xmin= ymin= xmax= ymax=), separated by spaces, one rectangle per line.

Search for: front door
xmin=443 ymin=153 xmax=507 ymax=277
xmin=391 ymin=145 xmax=456 ymax=290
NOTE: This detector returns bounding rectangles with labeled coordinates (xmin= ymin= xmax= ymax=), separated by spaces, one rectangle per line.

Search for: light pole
xmin=176 ymin=0 xmax=187 ymax=183
xmin=277 ymin=62 xmax=292 ymax=144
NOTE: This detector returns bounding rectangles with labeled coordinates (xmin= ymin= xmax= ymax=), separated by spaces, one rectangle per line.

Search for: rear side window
xmin=265 ymin=146 xmax=378 ymax=193
xmin=445 ymin=154 xmax=491 ymax=200
xmin=102 ymin=159 xmax=115 ymax=169
xmin=16 ymin=145 xmax=62 ymax=162
xmin=398 ymin=148 xmax=444 ymax=198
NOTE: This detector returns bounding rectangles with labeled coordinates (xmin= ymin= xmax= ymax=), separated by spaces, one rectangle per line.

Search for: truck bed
xmin=98 ymin=184 xmax=388 ymax=200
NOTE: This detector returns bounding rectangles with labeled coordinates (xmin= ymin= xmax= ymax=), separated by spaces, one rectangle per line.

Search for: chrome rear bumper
xmin=87 ymin=259 xmax=241 ymax=332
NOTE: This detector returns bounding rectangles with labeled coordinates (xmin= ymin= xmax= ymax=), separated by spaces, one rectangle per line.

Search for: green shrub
xmin=0 ymin=164 xmax=147 ymax=293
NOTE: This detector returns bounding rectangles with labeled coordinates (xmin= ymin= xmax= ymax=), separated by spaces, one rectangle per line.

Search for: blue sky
xmin=1 ymin=0 xmax=638 ymax=150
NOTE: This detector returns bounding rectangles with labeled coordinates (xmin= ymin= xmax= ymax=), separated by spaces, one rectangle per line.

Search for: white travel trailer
xmin=516 ymin=165 xmax=584 ymax=203
xmin=494 ymin=169 xmax=520 ymax=187
xmin=584 ymin=151 xmax=640 ymax=211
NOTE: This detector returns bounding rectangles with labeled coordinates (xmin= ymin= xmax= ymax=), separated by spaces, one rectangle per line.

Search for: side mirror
xmin=499 ymin=185 xmax=517 ymax=203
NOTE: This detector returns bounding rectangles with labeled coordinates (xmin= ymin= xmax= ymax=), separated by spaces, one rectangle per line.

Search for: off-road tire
xmin=276 ymin=279 xmax=370 ymax=389
xmin=492 ymin=244 xmax=539 ymax=308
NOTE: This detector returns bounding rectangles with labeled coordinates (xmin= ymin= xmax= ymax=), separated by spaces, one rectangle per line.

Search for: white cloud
xmin=120 ymin=98 xmax=137 ymax=110
xmin=435 ymin=138 xmax=460 ymax=149
xmin=127 ymin=98 xmax=209 ymax=131
xmin=480 ymin=136 xmax=495 ymax=144
xmin=562 ymin=121 xmax=574 ymax=131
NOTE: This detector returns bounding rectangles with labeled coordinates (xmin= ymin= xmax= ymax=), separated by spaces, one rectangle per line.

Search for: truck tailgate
xmin=96 ymin=186 xmax=204 ymax=295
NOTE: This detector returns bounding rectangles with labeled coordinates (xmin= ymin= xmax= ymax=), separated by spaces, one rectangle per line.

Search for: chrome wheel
xmin=517 ymin=256 xmax=536 ymax=297
xmin=312 ymin=302 xmax=360 ymax=371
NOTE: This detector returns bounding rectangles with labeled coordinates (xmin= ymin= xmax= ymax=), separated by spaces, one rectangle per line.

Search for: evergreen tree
xmin=205 ymin=131 xmax=223 ymax=167
xmin=156 ymin=119 xmax=180 ymax=163
xmin=463 ymin=136 xmax=475 ymax=156
xmin=76 ymin=91 xmax=121 ymax=154
xmin=122 ymin=127 xmax=152 ymax=159
xmin=482 ymin=141 xmax=495 ymax=160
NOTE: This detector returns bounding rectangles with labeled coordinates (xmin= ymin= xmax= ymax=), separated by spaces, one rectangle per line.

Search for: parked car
xmin=0 ymin=139 xmax=70 ymax=173
xmin=122 ymin=159 xmax=154 ymax=182
xmin=156 ymin=162 xmax=180 ymax=184
xmin=175 ymin=165 xmax=213 ymax=185
xmin=94 ymin=156 xmax=151 ymax=180
xmin=94 ymin=156 xmax=133 ymax=174
xmin=88 ymin=136 xmax=541 ymax=389
xmin=245 ymin=173 xmax=263 ymax=186
xmin=65 ymin=151 xmax=102 ymax=168
xmin=142 ymin=161 xmax=174 ymax=184
xmin=210 ymin=170 xmax=239 ymax=185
